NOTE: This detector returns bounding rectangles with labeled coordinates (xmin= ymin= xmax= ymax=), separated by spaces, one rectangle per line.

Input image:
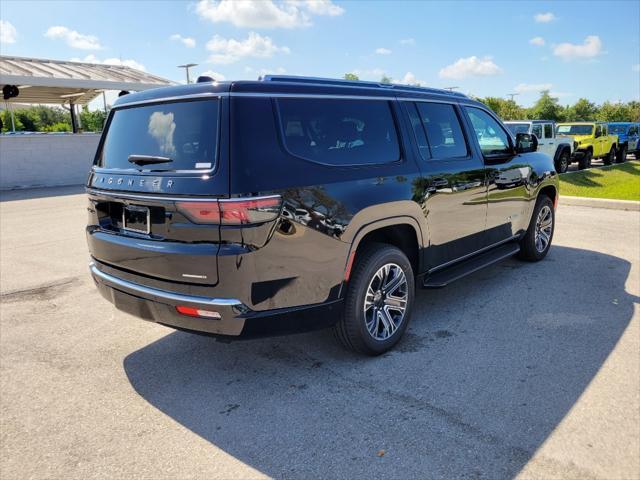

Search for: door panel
xmin=403 ymin=102 xmax=488 ymax=269
xmin=463 ymin=106 xmax=530 ymax=245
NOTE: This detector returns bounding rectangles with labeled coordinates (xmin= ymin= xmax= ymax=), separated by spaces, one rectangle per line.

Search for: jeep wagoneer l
xmin=87 ymin=76 xmax=559 ymax=355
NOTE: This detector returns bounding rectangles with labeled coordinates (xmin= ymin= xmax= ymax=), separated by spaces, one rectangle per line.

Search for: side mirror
xmin=595 ymin=131 xmax=601 ymax=138
xmin=515 ymin=133 xmax=538 ymax=153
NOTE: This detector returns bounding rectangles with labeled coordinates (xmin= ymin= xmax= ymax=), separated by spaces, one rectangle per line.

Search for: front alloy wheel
xmin=534 ymin=205 xmax=553 ymax=253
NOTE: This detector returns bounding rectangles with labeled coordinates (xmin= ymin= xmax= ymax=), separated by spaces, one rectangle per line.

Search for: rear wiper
xmin=128 ymin=154 xmax=172 ymax=166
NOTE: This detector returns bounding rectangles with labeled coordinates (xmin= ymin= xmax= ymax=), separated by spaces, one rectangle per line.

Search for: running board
xmin=422 ymin=243 xmax=520 ymax=288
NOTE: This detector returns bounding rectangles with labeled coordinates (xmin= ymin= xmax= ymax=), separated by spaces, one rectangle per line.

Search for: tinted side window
xmin=406 ymin=103 xmax=430 ymax=159
xmin=415 ymin=102 xmax=468 ymax=160
xmin=465 ymin=107 xmax=511 ymax=156
xmin=544 ymin=123 xmax=553 ymax=138
xmin=532 ymin=124 xmax=542 ymax=139
xmin=277 ymin=98 xmax=400 ymax=166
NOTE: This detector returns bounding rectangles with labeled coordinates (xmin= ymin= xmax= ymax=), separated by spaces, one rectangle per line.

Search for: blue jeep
xmin=607 ymin=122 xmax=640 ymax=162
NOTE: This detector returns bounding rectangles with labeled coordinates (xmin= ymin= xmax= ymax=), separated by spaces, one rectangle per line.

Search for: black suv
xmin=87 ymin=75 xmax=558 ymax=355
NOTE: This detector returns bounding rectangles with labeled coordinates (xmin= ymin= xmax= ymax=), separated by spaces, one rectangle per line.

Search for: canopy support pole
xmin=70 ymin=103 xmax=78 ymax=133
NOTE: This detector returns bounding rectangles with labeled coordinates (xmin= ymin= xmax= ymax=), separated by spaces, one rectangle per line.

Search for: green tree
xmin=596 ymin=102 xmax=631 ymax=122
xmin=528 ymin=90 xmax=563 ymax=121
xmin=565 ymin=98 xmax=598 ymax=121
xmin=343 ymin=73 xmax=359 ymax=81
xmin=477 ymin=97 xmax=525 ymax=120
xmin=80 ymin=107 xmax=108 ymax=132
xmin=380 ymin=75 xmax=392 ymax=84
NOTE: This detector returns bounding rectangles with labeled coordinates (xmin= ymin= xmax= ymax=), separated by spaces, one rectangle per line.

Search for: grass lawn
xmin=560 ymin=161 xmax=640 ymax=201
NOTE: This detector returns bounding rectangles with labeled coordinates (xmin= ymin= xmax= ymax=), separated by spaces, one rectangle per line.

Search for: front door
xmin=463 ymin=106 xmax=533 ymax=244
xmin=403 ymin=101 xmax=488 ymax=269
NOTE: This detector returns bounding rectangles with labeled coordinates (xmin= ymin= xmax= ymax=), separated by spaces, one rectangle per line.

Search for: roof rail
xmin=261 ymin=75 xmax=467 ymax=98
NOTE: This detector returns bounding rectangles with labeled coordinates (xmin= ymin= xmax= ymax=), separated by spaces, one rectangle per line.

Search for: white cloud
xmin=71 ymin=54 xmax=146 ymax=71
xmin=199 ymin=70 xmax=226 ymax=81
xmin=244 ymin=66 xmax=286 ymax=76
xmin=394 ymin=71 xmax=422 ymax=85
xmin=399 ymin=38 xmax=415 ymax=46
xmin=170 ymin=34 xmax=196 ymax=48
xmin=0 ymin=20 xmax=17 ymax=44
xmin=534 ymin=12 xmax=556 ymax=23
xmin=195 ymin=0 xmax=343 ymax=29
xmin=375 ymin=47 xmax=391 ymax=55
xmin=206 ymin=32 xmax=290 ymax=64
xmin=303 ymin=0 xmax=344 ymax=16
xmin=529 ymin=36 xmax=545 ymax=46
xmin=553 ymin=35 xmax=603 ymax=60
xmin=438 ymin=56 xmax=503 ymax=79
xmin=45 ymin=26 xmax=103 ymax=50
xmin=633 ymin=64 xmax=640 ymax=72
xmin=351 ymin=68 xmax=386 ymax=81
xmin=514 ymin=83 xmax=553 ymax=94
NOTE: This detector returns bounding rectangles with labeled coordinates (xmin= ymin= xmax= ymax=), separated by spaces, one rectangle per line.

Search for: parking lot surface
xmin=1 ymin=187 xmax=639 ymax=480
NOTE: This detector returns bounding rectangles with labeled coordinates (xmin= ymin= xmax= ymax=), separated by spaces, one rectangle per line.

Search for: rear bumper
xmin=90 ymin=262 xmax=342 ymax=338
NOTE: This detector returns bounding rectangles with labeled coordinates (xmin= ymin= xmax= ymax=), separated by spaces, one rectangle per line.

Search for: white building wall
xmin=0 ymin=134 xmax=100 ymax=189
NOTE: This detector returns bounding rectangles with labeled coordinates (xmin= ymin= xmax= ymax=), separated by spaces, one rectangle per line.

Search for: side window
xmin=595 ymin=125 xmax=602 ymax=137
xmin=532 ymin=124 xmax=542 ymax=139
xmin=465 ymin=107 xmax=512 ymax=156
xmin=414 ymin=102 xmax=468 ymax=160
xmin=544 ymin=123 xmax=553 ymax=138
xmin=277 ymin=98 xmax=400 ymax=166
xmin=406 ymin=103 xmax=430 ymax=159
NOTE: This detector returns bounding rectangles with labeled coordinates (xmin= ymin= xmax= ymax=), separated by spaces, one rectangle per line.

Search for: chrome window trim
xmin=90 ymin=262 xmax=243 ymax=307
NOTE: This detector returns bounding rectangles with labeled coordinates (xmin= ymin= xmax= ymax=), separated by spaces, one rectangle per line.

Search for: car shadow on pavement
xmin=123 ymin=246 xmax=638 ymax=479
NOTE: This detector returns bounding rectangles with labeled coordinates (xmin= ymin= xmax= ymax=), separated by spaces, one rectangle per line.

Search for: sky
xmin=1 ymin=0 xmax=639 ymax=110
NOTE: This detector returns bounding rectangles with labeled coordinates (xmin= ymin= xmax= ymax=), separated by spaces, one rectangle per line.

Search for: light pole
xmin=507 ymin=93 xmax=519 ymax=102
xmin=177 ymin=63 xmax=198 ymax=84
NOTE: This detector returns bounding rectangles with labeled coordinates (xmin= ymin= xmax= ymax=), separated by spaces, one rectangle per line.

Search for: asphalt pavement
xmin=1 ymin=186 xmax=638 ymax=479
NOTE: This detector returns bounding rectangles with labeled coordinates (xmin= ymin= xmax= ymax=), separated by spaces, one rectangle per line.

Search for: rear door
xmin=86 ymin=96 xmax=229 ymax=285
xmin=403 ymin=100 xmax=488 ymax=268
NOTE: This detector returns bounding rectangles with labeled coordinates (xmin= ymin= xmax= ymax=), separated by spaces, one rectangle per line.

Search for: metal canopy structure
xmin=0 ymin=55 xmax=173 ymax=105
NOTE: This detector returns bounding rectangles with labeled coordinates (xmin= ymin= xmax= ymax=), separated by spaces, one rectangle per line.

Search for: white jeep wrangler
xmin=505 ymin=120 xmax=574 ymax=173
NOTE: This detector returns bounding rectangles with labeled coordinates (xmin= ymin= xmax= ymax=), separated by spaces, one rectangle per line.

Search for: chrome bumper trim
xmin=89 ymin=262 xmax=243 ymax=307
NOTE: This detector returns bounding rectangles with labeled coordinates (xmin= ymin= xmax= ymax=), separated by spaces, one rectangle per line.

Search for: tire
xmin=335 ymin=243 xmax=415 ymax=355
xmin=578 ymin=150 xmax=592 ymax=170
xmin=603 ymin=146 xmax=616 ymax=166
xmin=616 ymin=145 xmax=627 ymax=163
xmin=518 ymin=195 xmax=555 ymax=262
xmin=554 ymin=150 xmax=570 ymax=174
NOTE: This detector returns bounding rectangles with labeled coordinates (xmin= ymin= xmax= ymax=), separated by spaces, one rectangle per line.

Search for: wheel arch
xmin=340 ymin=217 xmax=424 ymax=294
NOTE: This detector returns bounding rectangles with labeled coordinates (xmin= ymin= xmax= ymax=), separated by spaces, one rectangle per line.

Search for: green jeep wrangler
xmin=556 ymin=122 xmax=618 ymax=169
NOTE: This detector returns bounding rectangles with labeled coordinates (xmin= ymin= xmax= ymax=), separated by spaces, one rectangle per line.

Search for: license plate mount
xmin=122 ymin=205 xmax=150 ymax=234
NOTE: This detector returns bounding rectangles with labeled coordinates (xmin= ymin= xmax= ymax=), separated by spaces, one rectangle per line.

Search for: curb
xmin=559 ymin=196 xmax=640 ymax=211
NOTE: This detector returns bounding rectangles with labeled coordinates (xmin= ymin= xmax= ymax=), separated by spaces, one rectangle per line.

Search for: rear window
xmin=277 ymin=98 xmax=400 ymax=166
xmin=98 ymin=99 xmax=219 ymax=171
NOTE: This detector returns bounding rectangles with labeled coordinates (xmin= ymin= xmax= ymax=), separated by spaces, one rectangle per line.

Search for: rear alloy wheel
xmin=578 ymin=150 xmax=592 ymax=170
xmin=518 ymin=195 xmax=555 ymax=262
xmin=616 ymin=145 xmax=627 ymax=163
xmin=335 ymin=244 xmax=414 ymax=355
xmin=603 ymin=146 xmax=616 ymax=166
xmin=555 ymin=150 xmax=570 ymax=174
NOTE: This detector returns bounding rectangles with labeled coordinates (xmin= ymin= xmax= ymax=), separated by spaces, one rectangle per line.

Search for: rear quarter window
xmin=277 ymin=98 xmax=400 ymax=166
xmin=98 ymin=99 xmax=219 ymax=171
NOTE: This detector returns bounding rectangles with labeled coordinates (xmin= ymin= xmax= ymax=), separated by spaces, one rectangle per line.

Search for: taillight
xmin=176 ymin=305 xmax=221 ymax=319
xmin=176 ymin=196 xmax=281 ymax=225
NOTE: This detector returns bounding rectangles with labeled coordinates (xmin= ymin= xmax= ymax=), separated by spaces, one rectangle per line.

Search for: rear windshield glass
xmin=277 ymin=98 xmax=400 ymax=166
xmin=98 ymin=99 xmax=219 ymax=171
xmin=506 ymin=123 xmax=530 ymax=135
xmin=557 ymin=125 xmax=593 ymax=136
